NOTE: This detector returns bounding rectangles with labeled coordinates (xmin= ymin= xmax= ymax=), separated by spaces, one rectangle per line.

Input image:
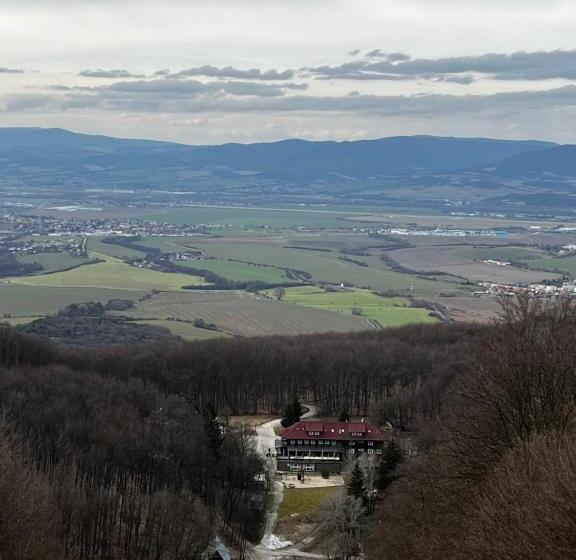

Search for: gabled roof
xmin=281 ymin=420 xmax=386 ymax=442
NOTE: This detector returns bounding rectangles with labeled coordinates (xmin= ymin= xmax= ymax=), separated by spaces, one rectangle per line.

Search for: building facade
xmin=275 ymin=420 xmax=387 ymax=474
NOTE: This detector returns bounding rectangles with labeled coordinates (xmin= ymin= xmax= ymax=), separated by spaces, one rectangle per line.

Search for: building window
xmin=289 ymin=465 xmax=299 ymax=471
xmin=304 ymin=440 xmax=309 ymax=445
xmin=304 ymin=465 xmax=315 ymax=472
xmin=311 ymin=440 xmax=316 ymax=445
xmin=297 ymin=440 xmax=302 ymax=445
xmin=318 ymin=440 xmax=324 ymax=445
xmin=314 ymin=431 xmax=320 ymax=435
xmin=331 ymin=441 xmax=336 ymax=446
xmin=349 ymin=448 xmax=355 ymax=454
xmin=349 ymin=441 xmax=355 ymax=446
xmin=368 ymin=449 xmax=375 ymax=455
xmin=368 ymin=441 xmax=374 ymax=446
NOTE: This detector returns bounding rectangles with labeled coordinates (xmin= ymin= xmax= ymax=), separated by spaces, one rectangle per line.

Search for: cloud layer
xmin=308 ymin=50 xmax=576 ymax=82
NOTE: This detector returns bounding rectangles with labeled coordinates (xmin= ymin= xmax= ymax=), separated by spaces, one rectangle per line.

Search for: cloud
xmin=103 ymin=78 xmax=302 ymax=98
xmin=79 ymin=69 xmax=146 ymax=78
xmin=0 ymin=67 xmax=23 ymax=74
xmin=308 ymin=49 xmax=576 ymax=82
xmin=168 ymin=65 xmax=295 ymax=81
xmin=4 ymin=80 xmax=576 ymax=120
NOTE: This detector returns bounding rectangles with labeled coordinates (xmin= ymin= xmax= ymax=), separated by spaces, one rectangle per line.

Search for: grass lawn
xmin=9 ymin=253 xmax=203 ymax=291
xmin=278 ymin=487 xmax=338 ymax=520
xmin=271 ymin=286 xmax=437 ymax=327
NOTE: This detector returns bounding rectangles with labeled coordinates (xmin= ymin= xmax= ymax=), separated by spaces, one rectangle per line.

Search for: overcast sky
xmin=1 ymin=0 xmax=576 ymax=144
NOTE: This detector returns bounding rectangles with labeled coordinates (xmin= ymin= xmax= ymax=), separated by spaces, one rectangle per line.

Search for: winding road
xmin=249 ymin=404 xmax=326 ymax=560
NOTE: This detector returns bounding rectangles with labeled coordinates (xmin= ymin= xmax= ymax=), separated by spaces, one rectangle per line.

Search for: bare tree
xmin=318 ymin=491 xmax=365 ymax=559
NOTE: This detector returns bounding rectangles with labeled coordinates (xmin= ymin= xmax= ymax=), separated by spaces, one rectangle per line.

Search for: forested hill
xmin=0 ymin=320 xmax=482 ymax=559
xmin=0 ymin=299 xmax=575 ymax=559
xmin=0 ymin=127 xmax=563 ymax=185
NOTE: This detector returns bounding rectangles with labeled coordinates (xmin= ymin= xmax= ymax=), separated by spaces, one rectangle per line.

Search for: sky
xmin=1 ymin=0 xmax=576 ymax=144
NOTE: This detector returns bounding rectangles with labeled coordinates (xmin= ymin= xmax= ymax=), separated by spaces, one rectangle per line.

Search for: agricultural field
xmin=449 ymin=246 xmax=546 ymax=262
xmin=145 ymin=206 xmax=371 ymax=230
xmin=268 ymin=286 xmax=437 ymax=327
xmin=0 ymin=284 xmax=147 ymax=318
xmin=8 ymin=254 xmax=203 ymax=291
xmin=521 ymin=254 xmax=576 ymax=279
xmin=180 ymin=258 xmax=289 ymax=283
xmin=187 ymin=237 xmax=466 ymax=296
xmin=16 ymin=252 xmax=93 ymax=274
xmin=386 ymin=245 xmax=561 ymax=284
xmin=132 ymin=319 xmax=230 ymax=341
xmin=116 ymin=290 xmax=373 ymax=337
xmin=87 ymin=237 xmax=145 ymax=259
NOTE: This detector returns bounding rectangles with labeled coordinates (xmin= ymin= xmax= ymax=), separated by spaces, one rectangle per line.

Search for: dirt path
xmin=251 ymin=404 xmax=324 ymax=560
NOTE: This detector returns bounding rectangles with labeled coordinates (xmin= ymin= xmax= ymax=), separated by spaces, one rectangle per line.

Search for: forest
xmin=0 ymin=297 xmax=574 ymax=559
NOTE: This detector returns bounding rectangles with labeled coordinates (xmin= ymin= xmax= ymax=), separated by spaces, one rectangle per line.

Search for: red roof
xmin=281 ymin=420 xmax=386 ymax=442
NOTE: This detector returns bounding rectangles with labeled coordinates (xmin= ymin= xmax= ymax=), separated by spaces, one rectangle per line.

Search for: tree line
xmin=363 ymin=297 xmax=576 ymax=560
xmin=0 ymin=327 xmax=265 ymax=560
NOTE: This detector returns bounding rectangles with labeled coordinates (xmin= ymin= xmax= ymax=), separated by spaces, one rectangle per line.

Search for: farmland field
xmin=87 ymin=237 xmax=146 ymax=259
xmin=386 ymin=246 xmax=561 ymax=284
xmin=117 ymin=290 xmax=374 ymax=337
xmin=270 ymin=286 xmax=437 ymax=327
xmin=179 ymin=258 xmax=289 ymax=283
xmin=187 ymin=238 xmax=466 ymax=296
xmin=132 ymin=319 xmax=231 ymax=340
xmin=521 ymin=254 xmax=576 ymax=279
xmin=8 ymin=254 xmax=203 ymax=291
xmin=0 ymin=284 xmax=147 ymax=317
xmin=16 ymin=252 xmax=93 ymax=274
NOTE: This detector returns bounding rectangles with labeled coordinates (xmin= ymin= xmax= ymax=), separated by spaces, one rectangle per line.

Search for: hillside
xmin=0 ymin=127 xmax=557 ymax=183
xmin=2 ymin=127 xmax=576 ymax=213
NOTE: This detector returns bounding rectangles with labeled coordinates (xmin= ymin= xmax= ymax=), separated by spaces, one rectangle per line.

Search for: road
xmin=250 ymin=404 xmax=325 ymax=560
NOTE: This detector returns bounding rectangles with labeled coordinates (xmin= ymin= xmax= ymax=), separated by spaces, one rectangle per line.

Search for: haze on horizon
xmin=1 ymin=0 xmax=576 ymax=145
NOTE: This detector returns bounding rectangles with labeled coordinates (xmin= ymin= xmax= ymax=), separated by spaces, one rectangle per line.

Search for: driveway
xmin=251 ymin=404 xmax=325 ymax=559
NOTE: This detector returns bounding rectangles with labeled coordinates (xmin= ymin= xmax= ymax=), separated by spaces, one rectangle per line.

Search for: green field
xmin=16 ymin=252 xmax=93 ymax=274
xmin=180 ymin=258 xmax=289 ymax=283
xmin=451 ymin=246 xmax=546 ymax=262
xmin=0 ymin=284 xmax=147 ymax=317
xmin=9 ymin=254 xmax=203 ymax=291
xmin=271 ymin=286 xmax=437 ymax=327
xmin=145 ymin=206 xmax=367 ymax=229
xmin=188 ymin=238 xmax=465 ymax=296
xmin=278 ymin=487 xmax=338 ymax=520
xmin=86 ymin=237 xmax=147 ymax=259
xmin=521 ymin=254 xmax=576 ymax=279
xmin=118 ymin=290 xmax=373 ymax=337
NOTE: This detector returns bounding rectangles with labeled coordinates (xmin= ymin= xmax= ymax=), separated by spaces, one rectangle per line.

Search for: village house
xmin=275 ymin=420 xmax=388 ymax=474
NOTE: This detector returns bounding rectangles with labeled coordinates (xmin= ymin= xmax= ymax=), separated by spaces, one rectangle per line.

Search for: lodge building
xmin=275 ymin=420 xmax=387 ymax=474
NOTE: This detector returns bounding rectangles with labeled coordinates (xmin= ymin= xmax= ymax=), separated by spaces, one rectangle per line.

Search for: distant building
xmin=275 ymin=420 xmax=388 ymax=474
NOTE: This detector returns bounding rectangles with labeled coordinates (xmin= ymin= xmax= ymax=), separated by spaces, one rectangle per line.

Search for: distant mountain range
xmin=0 ymin=128 xmax=575 ymax=212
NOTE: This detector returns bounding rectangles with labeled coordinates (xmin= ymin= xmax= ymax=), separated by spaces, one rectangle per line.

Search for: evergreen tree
xmin=347 ymin=462 xmax=367 ymax=503
xmin=377 ymin=440 xmax=403 ymax=491
xmin=281 ymin=397 xmax=303 ymax=428
xmin=338 ymin=408 xmax=351 ymax=422
xmin=202 ymin=403 xmax=224 ymax=460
